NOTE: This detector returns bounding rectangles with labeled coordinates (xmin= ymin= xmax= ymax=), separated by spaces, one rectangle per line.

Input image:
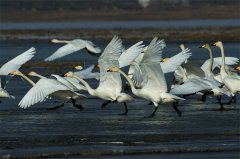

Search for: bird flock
xmin=0 ymin=36 xmax=239 ymax=117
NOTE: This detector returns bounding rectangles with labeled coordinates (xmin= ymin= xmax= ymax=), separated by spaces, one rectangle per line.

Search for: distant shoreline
xmin=1 ymin=5 xmax=240 ymax=22
xmin=1 ymin=27 xmax=240 ymax=42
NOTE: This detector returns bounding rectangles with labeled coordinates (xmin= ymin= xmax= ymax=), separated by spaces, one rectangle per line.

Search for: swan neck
xmin=54 ymin=39 xmax=69 ymax=43
xmin=33 ymin=73 xmax=46 ymax=79
xmin=18 ymin=72 xmax=35 ymax=86
xmin=206 ymin=47 xmax=214 ymax=76
xmin=73 ymin=75 xmax=94 ymax=95
xmin=219 ymin=43 xmax=226 ymax=74
xmin=117 ymin=69 xmax=138 ymax=95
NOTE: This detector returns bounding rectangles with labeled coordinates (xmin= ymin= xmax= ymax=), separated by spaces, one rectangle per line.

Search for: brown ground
xmin=1 ymin=27 xmax=240 ymax=42
xmin=1 ymin=5 xmax=240 ymax=22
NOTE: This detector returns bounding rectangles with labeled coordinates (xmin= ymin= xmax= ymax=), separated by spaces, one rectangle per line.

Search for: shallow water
xmin=0 ymin=40 xmax=240 ymax=158
xmin=1 ymin=19 xmax=240 ymax=30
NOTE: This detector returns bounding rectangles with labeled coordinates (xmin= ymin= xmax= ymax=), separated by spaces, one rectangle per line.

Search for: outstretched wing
xmin=44 ymin=43 xmax=83 ymax=61
xmin=201 ymin=57 xmax=239 ymax=72
xmin=98 ymin=36 xmax=123 ymax=92
xmin=83 ymin=40 xmax=101 ymax=54
xmin=118 ymin=41 xmax=145 ymax=68
xmin=0 ymin=47 xmax=36 ymax=75
xmin=74 ymin=65 xmax=96 ymax=79
xmin=134 ymin=38 xmax=167 ymax=92
xmin=170 ymin=79 xmax=211 ymax=95
xmin=161 ymin=48 xmax=192 ymax=73
xmin=19 ymin=79 xmax=70 ymax=109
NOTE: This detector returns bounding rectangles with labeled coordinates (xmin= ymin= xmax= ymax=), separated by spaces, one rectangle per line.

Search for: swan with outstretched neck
xmin=9 ymin=70 xmax=84 ymax=110
xmin=45 ymin=38 xmax=101 ymax=61
xmin=64 ymin=71 xmax=132 ymax=115
xmin=212 ymin=41 xmax=240 ymax=105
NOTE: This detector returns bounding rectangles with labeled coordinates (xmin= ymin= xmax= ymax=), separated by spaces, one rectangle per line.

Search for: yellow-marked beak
xmin=95 ymin=64 xmax=100 ymax=68
xmin=8 ymin=70 xmax=17 ymax=75
xmin=27 ymin=72 xmax=32 ymax=76
xmin=106 ymin=69 xmax=111 ymax=72
xmin=73 ymin=65 xmax=82 ymax=70
xmin=161 ymin=58 xmax=168 ymax=62
xmin=235 ymin=66 xmax=240 ymax=71
xmin=211 ymin=42 xmax=217 ymax=46
xmin=64 ymin=73 xmax=69 ymax=77
xmin=199 ymin=44 xmax=206 ymax=48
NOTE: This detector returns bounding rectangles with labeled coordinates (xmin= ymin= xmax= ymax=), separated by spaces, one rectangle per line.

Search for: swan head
xmin=27 ymin=71 xmax=38 ymax=77
xmin=199 ymin=44 xmax=208 ymax=48
xmin=64 ymin=72 xmax=74 ymax=77
xmin=50 ymin=39 xmax=59 ymax=43
xmin=8 ymin=70 xmax=19 ymax=75
xmin=95 ymin=63 xmax=100 ymax=68
xmin=161 ymin=58 xmax=168 ymax=62
xmin=73 ymin=65 xmax=83 ymax=70
xmin=235 ymin=66 xmax=240 ymax=71
xmin=211 ymin=41 xmax=222 ymax=47
xmin=179 ymin=44 xmax=185 ymax=50
xmin=107 ymin=66 xmax=119 ymax=72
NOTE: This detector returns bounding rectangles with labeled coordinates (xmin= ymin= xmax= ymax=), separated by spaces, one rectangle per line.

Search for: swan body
xmin=0 ymin=47 xmax=36 ymax=100
xmin=212 ymin=41 xmax=240 ymax=96
xmin=9 ymin=70 xmax=84 ymax=109
xmin=45 ymin=39 xmax=101 ymax=61
xmin=73 ymin=64 xmax=100 ymax=80
xmin=108 ymin=37 xmax=184 ymax=117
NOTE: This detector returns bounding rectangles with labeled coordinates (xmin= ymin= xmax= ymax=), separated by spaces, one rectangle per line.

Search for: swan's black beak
xmin=199 ymin=45 xmax=205 ymax=48
xmin=106 ymin=69 xmax=111 ymax=72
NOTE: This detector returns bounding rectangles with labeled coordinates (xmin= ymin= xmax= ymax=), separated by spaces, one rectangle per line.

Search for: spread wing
xmin=19 ymin=79 xmax=70 ymax=109
xmin=161 ymin=48 xmax=192 ymax=73
xmin=44 ymin=43 xmax=83 ymax=61
xmin=0 ymin=47 xmax=36 ymax=75
xmin=170 ymin=79 xmax=211 ymax=95
xmin=133 ymin=38 xmax=167 ymax=92
xmin=118 ymin=41 xmax=144 ymax=68
xmin=98 ymin=36 xmax=123 ymax=92
xmin=201 ymin=57 xmax=239 ymax=72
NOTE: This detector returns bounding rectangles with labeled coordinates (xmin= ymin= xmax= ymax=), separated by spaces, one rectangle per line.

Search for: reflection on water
xmin=1 ymin=19 xmax=240 ymax=30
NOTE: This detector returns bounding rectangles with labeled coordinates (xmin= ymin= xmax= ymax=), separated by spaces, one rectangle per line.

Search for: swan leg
xmin=226 ymin=96 xmax=236 ymax=104
xmin=172 ymin=102 xmax=182 ymax=116
xmin=144 ymin=107 xmax=158 ymax=118
xmin=118 ymin=102 xmax=128 ymax=115
xmin=71 ymin=98 xmax=83 ymax=110
xmin=219 ymin=103 xmax=225 ymax=112
xmin=201 ymin=93 xmax=207 ymax=102
xmin=47 ymin=103 xmax=64 ymax=110
xmin=101 ymin=100 xmax=111 ymax=108
xmin=216 ymin=96 xmax=222 ymax=103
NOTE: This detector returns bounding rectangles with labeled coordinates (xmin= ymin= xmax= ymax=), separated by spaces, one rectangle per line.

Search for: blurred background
xmin=1 ymin=0 xmax=240 ymax=21
xmin=0 ymin=0 xmax=240 ymax=41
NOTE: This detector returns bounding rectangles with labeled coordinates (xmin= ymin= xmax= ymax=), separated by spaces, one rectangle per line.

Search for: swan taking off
xmin=108 ymin=37 xmax=185 ymax=118
xmin=0 ymin=47 xmax=36 ymax=101
xmin=45 ymin=39 xmax=101 ymax=61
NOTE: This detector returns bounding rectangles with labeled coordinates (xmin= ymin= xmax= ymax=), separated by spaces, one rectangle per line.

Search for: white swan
xmin=65 ymin=36 xmax=133 ymax=115
xmin=0 ymin=47 xmax=36 ymax=100
xmin=45 ymin=39 xmax=101 ymax=61
xmin=73 ymin=64 xmax=100 ymax=80
xmin=212 ymin=41 xmax=240 ymax=105
xmin=108 ymin=37 xmax=185 ymax=118
xmin=9 ymin=70 xmax=85 ymax=109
